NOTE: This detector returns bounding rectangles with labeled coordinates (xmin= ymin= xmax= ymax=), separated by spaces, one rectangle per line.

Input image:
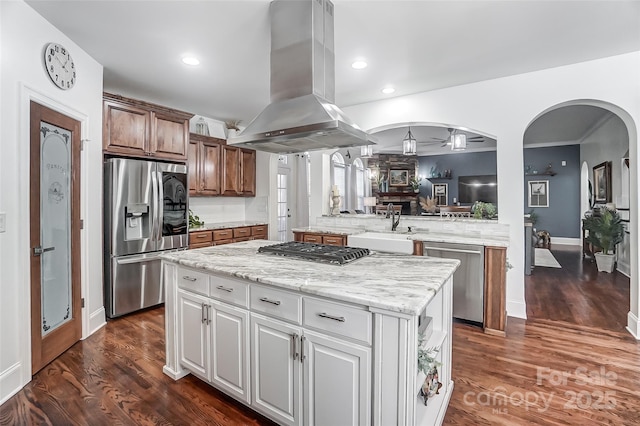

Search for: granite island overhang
xmin=161 ymin=240 xmax=460 ymax=425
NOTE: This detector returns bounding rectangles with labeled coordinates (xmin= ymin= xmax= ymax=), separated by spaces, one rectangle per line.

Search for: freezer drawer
xmin=107 ymin=253 xmax=163 ymax=318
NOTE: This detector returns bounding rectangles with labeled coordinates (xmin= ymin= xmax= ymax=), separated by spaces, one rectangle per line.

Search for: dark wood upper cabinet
xmin=103 ymin=92 xmax=192 ymax=161
xmin=221 ymin=145 xmax=241 ymax=195
xmin=240 ymin=148 xmax=256 ymax=196
xmin=188 ymin=133 xmax=222 ymax=196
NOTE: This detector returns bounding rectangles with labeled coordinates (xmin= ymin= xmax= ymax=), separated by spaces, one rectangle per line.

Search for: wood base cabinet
xmin=188 ymin=225 xmax=268 ymax=249
xmin=293 ymin=232 xmax=347 ymax=246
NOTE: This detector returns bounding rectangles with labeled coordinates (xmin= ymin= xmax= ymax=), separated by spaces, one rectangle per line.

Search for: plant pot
xmin=226 ymin=129 xmax=237 ymax=139
xmin=594 ymin=252 xmax=616 ymax=273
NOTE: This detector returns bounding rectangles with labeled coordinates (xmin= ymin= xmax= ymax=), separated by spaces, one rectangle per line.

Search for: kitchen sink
xmin=347 ymin=232 xmax=415 ymax=255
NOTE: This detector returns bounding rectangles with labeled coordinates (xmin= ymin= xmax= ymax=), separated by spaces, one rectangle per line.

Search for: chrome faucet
xmin=386 ymin=203 xmax=401 ymax=231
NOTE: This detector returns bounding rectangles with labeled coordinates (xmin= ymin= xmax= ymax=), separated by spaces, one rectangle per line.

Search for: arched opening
xmin=523 ymin=100 xmax=635 ymax=333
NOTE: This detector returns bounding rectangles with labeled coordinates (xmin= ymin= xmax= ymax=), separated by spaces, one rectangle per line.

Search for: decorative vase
xmin=195 ymin=117 xmax=210 ymax=136
xmin=594 ymin=252 xmax=616 ymax=273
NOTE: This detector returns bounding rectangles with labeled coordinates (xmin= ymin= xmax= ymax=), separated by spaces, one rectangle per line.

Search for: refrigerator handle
xmin=151 ymin=169 xmax=160 ymax=242
xmin=156 ymin=170 xmax=164 ymax=242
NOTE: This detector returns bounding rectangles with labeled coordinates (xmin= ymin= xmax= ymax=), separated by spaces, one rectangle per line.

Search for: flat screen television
xmin=458 ymin=175 xmax=498 ymax=205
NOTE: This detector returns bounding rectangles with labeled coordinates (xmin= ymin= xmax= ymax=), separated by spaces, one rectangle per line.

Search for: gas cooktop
xmin=258 ymin=241 xmax=370 ymax=265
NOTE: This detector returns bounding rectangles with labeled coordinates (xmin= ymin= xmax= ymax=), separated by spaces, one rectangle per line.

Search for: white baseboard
xmin=550 ymin=237 xmax=581 ymax=246
xmin=627 ymin=311 xmax=640 ymax=339
xmin=84 ymin=306 xmax=106 ymax=340
xmin=0 ymin=362 xmax=25 ymax=406
xmin=507 ymin=300 xmax=527 ymax=319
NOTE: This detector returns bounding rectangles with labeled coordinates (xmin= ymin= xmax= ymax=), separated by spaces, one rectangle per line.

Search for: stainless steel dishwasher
xmin=423 ymin=241 xmax=484 ymax=324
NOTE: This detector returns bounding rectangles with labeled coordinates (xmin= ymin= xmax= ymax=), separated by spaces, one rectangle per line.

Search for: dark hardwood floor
xmin=2 ymin=246 xmax=638 ymax=425
xmin=445 ymin=245 xmax=639 ymax=425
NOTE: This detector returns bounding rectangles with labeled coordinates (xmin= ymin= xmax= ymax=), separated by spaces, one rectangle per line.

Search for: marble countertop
xmin=189 ymin=221 xmax=267 ymax=232
xmin=291 ymin=226 xmax=363 ymax=236
xmin=292 ymin=226 xmax=509 ymax=247
xmin=161 ymin=240 xmax=459 ymax=315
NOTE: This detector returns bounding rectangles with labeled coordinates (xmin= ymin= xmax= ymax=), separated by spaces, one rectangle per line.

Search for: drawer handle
xmin=300 ymin=335 xmax=306 ymax=362
xmin=196 ymin=234 xmax=208 ymax=239
xmin=318 ymin=312 xmax=346 ymax=323
xmin=259 ymin=297 xmax=281 ymax=306
xmin=292 ymin=333 xmax=299 ymax=360
xmin=215 ymin=285 xmax=234 ymax=293
xmin=182 ymin=276 xmax=197 ymax=282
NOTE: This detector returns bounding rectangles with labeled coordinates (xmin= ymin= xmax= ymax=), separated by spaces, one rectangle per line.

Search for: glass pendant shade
xmin=402 ymin=128 xmax=417 ymax=155
xmin=361 ymin=145 xmax=373 ymax=158
xmin=451 ymin=133 xmax=467 ymax=151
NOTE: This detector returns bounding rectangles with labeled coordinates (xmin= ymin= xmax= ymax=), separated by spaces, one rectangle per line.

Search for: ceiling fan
xmin=420 ymin=128 xmax=487 ymax=148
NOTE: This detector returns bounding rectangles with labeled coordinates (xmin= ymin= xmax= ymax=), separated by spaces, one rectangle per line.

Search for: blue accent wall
xmin=417 ymin=145 xmax=581 ymax=238
xmin=417 ymin=151 xmax=497 ymax=205
xmin=524 ymin=145 xmax=581 ymax=238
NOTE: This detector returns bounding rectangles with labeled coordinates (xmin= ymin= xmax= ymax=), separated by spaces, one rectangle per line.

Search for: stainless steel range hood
xmin=229 ymin=0 xmax=373 ymax=154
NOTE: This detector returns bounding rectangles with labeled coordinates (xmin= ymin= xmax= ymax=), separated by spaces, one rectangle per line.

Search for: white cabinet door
xmin=177 ymin=289 xmax=210 ymax=379
xmin=251 ymin=313 xmax=302 ymax=426
xmin=210 ymin=300 xmax=250 ymax=403
xmin=303 ymin=330 xmax=371 ymax=426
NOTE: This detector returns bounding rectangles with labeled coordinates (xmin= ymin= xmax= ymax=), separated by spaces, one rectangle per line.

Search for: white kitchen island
xmin=162 ymin=240 xmax=459 ymax=426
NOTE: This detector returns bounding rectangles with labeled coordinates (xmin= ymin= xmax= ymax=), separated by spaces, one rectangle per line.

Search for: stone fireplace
xmin=368 ymin=154 xmax=420 ymax=215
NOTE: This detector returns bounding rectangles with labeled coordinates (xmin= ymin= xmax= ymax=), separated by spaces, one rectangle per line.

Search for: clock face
xmin=44 ymin=43 xmax=76 ymax=90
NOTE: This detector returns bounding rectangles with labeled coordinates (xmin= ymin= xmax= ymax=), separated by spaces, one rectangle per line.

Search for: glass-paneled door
xmin=277 ymin=156 xmax=292 ymax=241
xmin=30 ymin=102 xmax=82 ymax=373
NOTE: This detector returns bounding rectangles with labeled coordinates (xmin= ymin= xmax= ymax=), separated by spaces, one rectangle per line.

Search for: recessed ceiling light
xmin=351 ymin=60 xmax=367 ymax=69
xmin=381 ymin=86 xmax=395 ymax=94
xmin=182 ymin=56 xmax=200 ymax=66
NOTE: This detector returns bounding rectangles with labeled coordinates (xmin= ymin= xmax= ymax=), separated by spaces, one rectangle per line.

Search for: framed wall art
xmin=432 ymin=183 xmax=448 ymax=206
xmin=389 ymin=169 xmax=409 ymax=186
xmin=528 ymin=180 xmax=549 ymax=208
xmin=592 ymin=161 xmax=612 ymax=203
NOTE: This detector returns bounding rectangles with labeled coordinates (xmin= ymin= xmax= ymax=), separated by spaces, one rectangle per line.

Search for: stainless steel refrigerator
xmin=104 ymin=158 xmax=188 ymax=318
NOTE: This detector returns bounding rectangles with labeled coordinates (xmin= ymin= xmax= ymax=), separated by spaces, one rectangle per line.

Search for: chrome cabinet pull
xmin=318 ymin=312 xmax=346 ymax=323
xmin=182 ymin=276 xmax=197 ymax=282
xmin=201 ymin=303 xmax=206 ymax=324
xmin=292 ymin=333 xmax=299 ymax=360
xmin=33 ymin=246 xmax=55 ymax=256
xmin=259 ymin=297 xmax=281 ymax=306
xmin=300 ymin=335 xmax=306 ymax=362
xmin=215 ymin=285 xmax=234 ymax=293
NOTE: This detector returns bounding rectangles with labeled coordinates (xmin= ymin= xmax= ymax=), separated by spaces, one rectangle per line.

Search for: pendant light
xmin=402 ymin=127 xmax=417 ymax=156
xmin=451 ymin=133 xmax=467 ymax=151
xmin=361 ymin=145 xmax=373 ymax=158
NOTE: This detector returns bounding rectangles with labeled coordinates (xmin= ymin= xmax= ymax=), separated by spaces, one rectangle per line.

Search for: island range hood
xmin=228 ymin=0 xmax=373 ymax=154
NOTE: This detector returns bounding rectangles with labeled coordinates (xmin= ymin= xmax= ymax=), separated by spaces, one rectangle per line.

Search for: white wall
xmin=0 ymin=1 xmax=104 ymax=404
xmin=341 ymin=52 xmax=640 ymax=332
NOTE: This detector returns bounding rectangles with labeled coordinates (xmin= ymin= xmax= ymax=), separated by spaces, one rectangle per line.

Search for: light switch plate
xmin=0 ymin=212 xmax=6 ymax=233
xmin=561 ymin=160 xmax=567 ymax=166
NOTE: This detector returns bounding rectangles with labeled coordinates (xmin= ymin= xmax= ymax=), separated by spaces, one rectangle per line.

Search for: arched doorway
xmin=523 ymin=99 xmax=636 ymax=334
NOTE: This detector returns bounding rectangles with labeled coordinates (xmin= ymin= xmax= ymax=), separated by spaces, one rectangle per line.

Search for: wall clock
xmin=44 ymin=42 xmax=76 ymax=90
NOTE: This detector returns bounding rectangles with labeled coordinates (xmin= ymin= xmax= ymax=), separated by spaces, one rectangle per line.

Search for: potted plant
xmin=583 ymin=207 xmax=624 ymax=273
xmin=225 ymin=119 xmax=242 ymax=138
xmin=409 ymin=176 xmax=422 ymax=192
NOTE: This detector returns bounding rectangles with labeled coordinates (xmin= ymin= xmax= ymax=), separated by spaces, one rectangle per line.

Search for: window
xmin=331 ymin=153 xmax=346 ymax=209
xmin=354 ymin=158 xmax=365 ymax=211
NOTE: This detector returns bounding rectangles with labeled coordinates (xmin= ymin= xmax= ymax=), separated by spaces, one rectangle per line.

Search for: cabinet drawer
xmin=233 ymin=227 xmax=251 ymax=238
xmin=322 ymin=235 xmax=345 ymax=246
xmin=302 ymin=234 xmax=322 ymax=244
xmin=190 ymin=230 xmax=212 ymax=244
xmin=251 ymin=225 xmax=267 ymax=238
xmin=303 ymin=297 xmax=372 ymax=345
xmin=177 ymin=267 xmax=209 ymax=296
xmin=234 ymin=237 xmax=251 ymax=243
xmin=251 ymin=285 xmax=302 ymax=324
xmin=210 ymin=275 xmax=249 ymax=308
xmin=214 ymin=239 xmax=234 ymax=246
xmin=213 ymin=229 xmax=233 ymax=241
xmin=189 ymin=241 xmax=212 ymax=250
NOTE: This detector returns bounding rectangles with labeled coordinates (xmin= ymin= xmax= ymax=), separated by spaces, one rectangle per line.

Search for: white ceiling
xmin=26 ymin=0 xmax=640 ymax=154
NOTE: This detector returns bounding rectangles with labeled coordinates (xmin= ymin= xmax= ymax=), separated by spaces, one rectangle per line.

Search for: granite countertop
xmin=161 ymin=240 xmax=459 ymax=315
xmin=291 ymin=226 xmax=364 ymax=236
xmin=189 ymin=221 xmax=267 ymax=232
xmin=293 ymin=226 xmax=509 ymax=247
xmin=409 ymin=232 xmax=509 ymax=247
